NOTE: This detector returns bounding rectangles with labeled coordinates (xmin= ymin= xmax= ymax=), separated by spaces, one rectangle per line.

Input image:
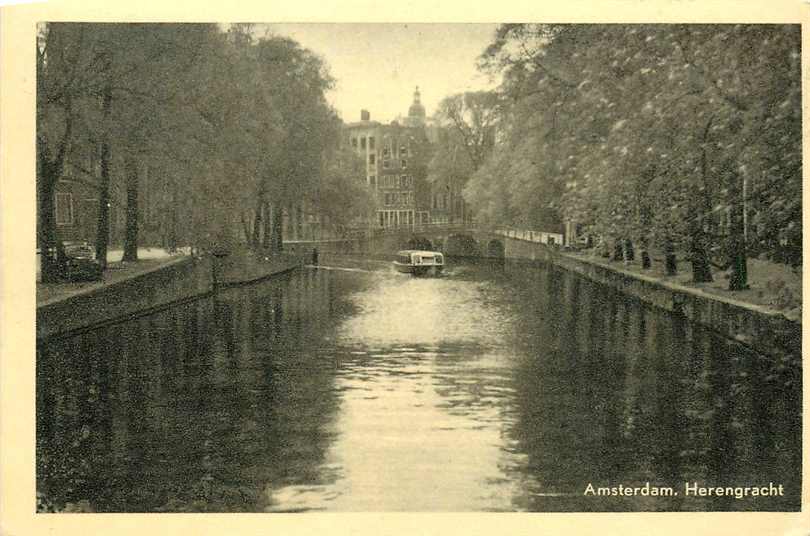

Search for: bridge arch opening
xmin=405 ymin=236 xmax=434 ymax=251
xmin=444 ymin=234 xmax=479 ymax=257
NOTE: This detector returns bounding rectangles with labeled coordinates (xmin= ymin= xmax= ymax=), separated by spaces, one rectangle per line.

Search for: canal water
xmin=36 ymin=259 xmax=802 ymax=512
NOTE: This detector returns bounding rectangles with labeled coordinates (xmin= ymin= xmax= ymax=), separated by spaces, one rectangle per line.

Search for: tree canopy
xmin=37 ymin=23 xmax=373 ymax=279
xmin=465 ymin=24 xmax=801 ymax=284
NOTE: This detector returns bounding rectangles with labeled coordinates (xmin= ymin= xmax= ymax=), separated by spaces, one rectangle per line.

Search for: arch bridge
xmin=356 ymin=223 xmax=564 ymax=260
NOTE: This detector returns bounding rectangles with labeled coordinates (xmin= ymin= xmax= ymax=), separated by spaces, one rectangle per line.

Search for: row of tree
xmin=37 ymin=23 xmax=372 ymax=282
xmin=433 ymin=24 xmax=801 ymax=289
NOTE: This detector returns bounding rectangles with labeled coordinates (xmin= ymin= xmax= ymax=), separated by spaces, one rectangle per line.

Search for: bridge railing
xmin=340 ymin=223 xmax=566 ymax=246
xmin=491 ymin=227 xmax=565 ymax=246
xmin=342 ymin=222 xmax=485 ymax=238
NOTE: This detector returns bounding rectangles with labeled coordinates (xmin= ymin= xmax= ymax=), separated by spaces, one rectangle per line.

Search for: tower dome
xmin=407 ymin=86 xmax=426 ymax=125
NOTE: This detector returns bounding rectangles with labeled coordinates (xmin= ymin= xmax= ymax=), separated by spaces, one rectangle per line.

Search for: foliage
xmin=428 ymin=91 xmax=499 ymax=223
xmin=315 ymin=140 xmax=375 ymax=230
xmin=467 ymin=24 xmax=802 ymax=284
xmin=36 ymin=23 xmax=371 ymax=267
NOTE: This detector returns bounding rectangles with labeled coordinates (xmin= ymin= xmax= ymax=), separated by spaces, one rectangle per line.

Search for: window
xmin=401 ymin=159 xmax=407 ymax=169
xmin=360 ymin=136 xmax=366 ymax=149
xmin=383 ymin=158 xmax=390 ymax=169
xmin=351 ymin=137 xmax=357 ymax=148
xmin=401 ymin=175 xmax=409 ymax=188
xmin=370 ymin=175 xmax=376 ymax=187
xmin=379 ymin=212 xmax=385 ymax=227
xmin=369 ymin=154 xmax=376 ymax=165
xmin=369 ymin=137 xmax=375 ymax=150
xmin=55 ymin=193 xmax=73 ymax=225
xmin=400 ymin=146 xmax=408 ymax=156
xmin=394 ymin=176 xmax=401 ymax=189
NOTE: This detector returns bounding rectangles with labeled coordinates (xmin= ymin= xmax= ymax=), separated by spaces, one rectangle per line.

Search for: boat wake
xmin=304 ymin=264 xmax=377 ymax=274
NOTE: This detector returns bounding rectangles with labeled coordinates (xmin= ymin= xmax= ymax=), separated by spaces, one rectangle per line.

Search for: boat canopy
xmin=396 ymin=250 xmax=443 ymax=265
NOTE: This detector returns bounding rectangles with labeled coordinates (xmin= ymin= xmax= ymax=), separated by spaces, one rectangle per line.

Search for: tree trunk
xmin=168 ymin=179 xmax=178 ymax=252
xmin=37 ymin=91 xmax=73 ymax=281
xmin=271 ymin=203 xmax=284 ymax=252
xmin=664 ymin=236 xmax=677 ymax=276
xmin=95 ymin=82 xmax=112 ymax=269
xmin=691 ymin=115 xmax=715 ymax=284
xmin=640 ymin=237 xmax=651 ymax=269
xmin=727 ymin=203 xmax=749 ymax=291
xmin=262 ymin=202 xmax=272 ymax=249
xmin=36 ymin=38 xmax=58 ymax=283
xmin=728 ymin=244 xmax=748 ymax=291
xmin=688 ymin=221 xmax=713 ymax=283
xmin=95 ymin=143 xmax=111 ymax=269
xmin=295 ymin=203 xmax=303 ymax=240
xmin=38 ymin=164 xmax=59 ymax=283
xmin=251 ymin=196 xmax=263 ymax=248
xmin=599 ymin=239 xmax=610 ymax=258
xmin=122 ymin=156 xmax=139 ymax=262
xmin=641 ymin=249 xmax=651 ymax=269
xmin=241 ymin=212 xmax=251 ymax=244
xmin=623 ymin=239 xmax=635 ymax=263
xmin=612 ymin=240 xmax=624 ymax=262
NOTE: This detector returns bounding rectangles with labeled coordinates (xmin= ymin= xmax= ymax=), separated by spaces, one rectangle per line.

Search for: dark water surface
xmin=37 ymin=260 xmax=802 ymax=512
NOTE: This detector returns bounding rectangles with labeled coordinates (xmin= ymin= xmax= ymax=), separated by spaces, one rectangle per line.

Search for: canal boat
xmin=393 ymin=250 xmax=444 ymax=276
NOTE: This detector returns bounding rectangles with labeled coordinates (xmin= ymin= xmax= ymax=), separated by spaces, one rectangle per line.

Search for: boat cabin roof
xmin=397 ymin=250 xmax=442 ymax=256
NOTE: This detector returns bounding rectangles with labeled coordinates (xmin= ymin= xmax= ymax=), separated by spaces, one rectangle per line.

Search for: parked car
xmin=59 ymin=241 xmax=103 ymax=282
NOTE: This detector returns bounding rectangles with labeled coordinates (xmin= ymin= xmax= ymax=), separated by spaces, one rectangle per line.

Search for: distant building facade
xmin=345 ymin=88 xmax=432 ymax=229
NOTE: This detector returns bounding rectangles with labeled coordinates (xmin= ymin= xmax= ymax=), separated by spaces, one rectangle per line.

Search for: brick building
xmin=345 ymin=87 xmax=432 ymax=229
xmin=37 ymin=158 xmax=179 ymax=253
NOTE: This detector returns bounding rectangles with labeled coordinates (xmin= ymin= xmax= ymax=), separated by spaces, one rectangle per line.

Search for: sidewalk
xmin=568 ymin=249 xmax=802 ymax=322
xmin=36 ymin=248 xmax=188 ymax=307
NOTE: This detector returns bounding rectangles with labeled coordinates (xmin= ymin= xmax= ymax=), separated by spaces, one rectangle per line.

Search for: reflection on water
xmin=37 ymin=261 xmax=801 ymax=512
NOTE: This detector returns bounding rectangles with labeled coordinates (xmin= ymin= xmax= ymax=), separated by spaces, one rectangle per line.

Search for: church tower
xmin=406 ymin=86 xmax=426 ymax=127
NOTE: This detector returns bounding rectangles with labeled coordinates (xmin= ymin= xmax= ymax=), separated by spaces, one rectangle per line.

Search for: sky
xmin=260 ymin=23 xmax=501 ymax=124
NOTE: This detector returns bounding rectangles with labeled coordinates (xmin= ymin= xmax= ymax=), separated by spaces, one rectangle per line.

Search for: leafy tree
xmin=314 ymin=138 xmax=374 ymax=234
xmin=429 ymin=91 xmax=499 ymax=223
xmin=37 ymin=23 xmax=357 ymax=273
xmin=470 ymin=24 xmax=801 ymax=288
xmin=37 ymin=24 xmax=91 ymax=281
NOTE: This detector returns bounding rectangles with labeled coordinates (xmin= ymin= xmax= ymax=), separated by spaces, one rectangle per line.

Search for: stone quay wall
xmin=498 ymin=234 xmax=800 ymax=360
xmin=37 ymin=253 xmax=303 ymax=341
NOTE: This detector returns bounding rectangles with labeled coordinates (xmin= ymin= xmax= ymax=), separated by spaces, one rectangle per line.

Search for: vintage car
xmin=59 ymin=241 xmax=103 ymax=282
